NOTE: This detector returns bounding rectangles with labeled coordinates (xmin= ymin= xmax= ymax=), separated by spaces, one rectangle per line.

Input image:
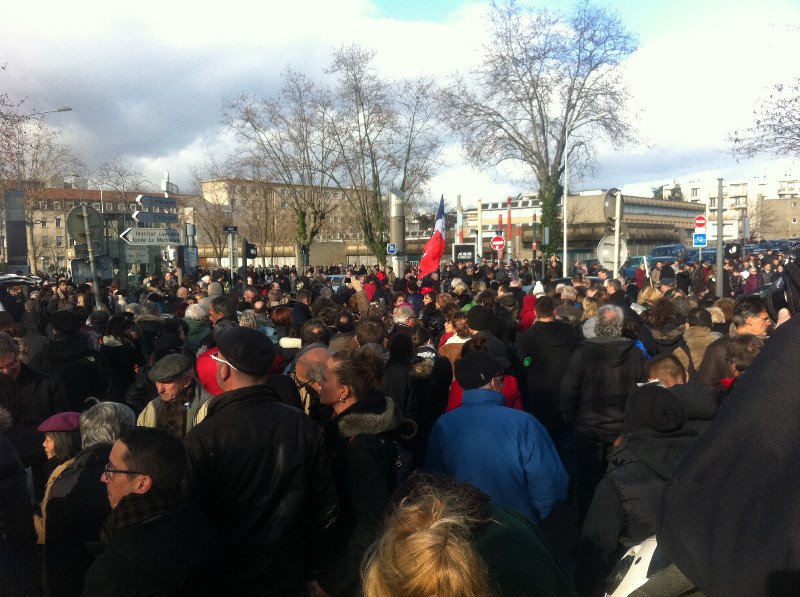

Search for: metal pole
xmin=506 ymin=196 xmax=512 ymax=263
xmin=389 ymin=190 xmax=405 ymax=274
xmin=476 ymin=198 xmax=483 ymax=259
xmin=562 ymin=133 xmax=569 ymax=277
xmin=612 ymin=190 xmax=622 ymax=279
xmin=81 ymin=204 xmax=103 ymax=310
xmin=228 ymin=232 xmax=235 ymax=286
xmin=715 ymin=178 xmax=724 ymax=298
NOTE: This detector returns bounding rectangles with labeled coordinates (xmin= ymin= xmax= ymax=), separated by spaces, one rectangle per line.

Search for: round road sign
xmin=490 ymin=236 xmax=506 ymax=251
xmin=694 ymin=215 xmax=707 ymax=228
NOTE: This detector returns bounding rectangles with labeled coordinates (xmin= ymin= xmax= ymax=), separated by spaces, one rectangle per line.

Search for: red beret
xmin=37 ymin=411 xmax=81 ymax=432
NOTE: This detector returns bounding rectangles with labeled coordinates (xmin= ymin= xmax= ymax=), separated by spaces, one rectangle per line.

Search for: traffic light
xmin=244 ymin=240 xmax=257 ymax=259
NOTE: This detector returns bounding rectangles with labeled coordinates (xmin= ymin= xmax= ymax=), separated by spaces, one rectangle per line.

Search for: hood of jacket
xmin=410 ymin=348 xmax=436 ymax=379
xmin=520 ymin=294 xmax=537 ymax=316
xmin=530 ymin=319 xmax=575 ymax=347
xmin=648 ymin=324 xmax=685 ymax=349
xmin=611 ymin=431 xmax=698 ymax=480
xmin=668 ymin=382 xmax=718 ymax=422
xmin=39 ymin=334 xmax=94 ymax=364
xmin=336 ymin=393 xmax=400 ymax=438
xmin=583 ymin=335 xmax=637 ymax=367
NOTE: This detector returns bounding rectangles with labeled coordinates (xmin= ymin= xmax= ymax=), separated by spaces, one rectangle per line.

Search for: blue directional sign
xmin=131 ymin=210 xmax=179 ymax=224
xmin=136 ymin=194 xmax=177 ymax=209
xmin=693 ymin=233 xmax=707 ymax=248
xmin=386 ymin=243 xmax=397 ymax=255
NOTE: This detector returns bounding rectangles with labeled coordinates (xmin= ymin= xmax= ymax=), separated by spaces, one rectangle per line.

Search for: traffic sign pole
xmin=81 ymin=204 xmax=104 ymax=311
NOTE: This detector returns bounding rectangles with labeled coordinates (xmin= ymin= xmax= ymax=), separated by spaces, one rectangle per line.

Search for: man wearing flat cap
xmin=425 ymin=351 xmax=568 ymax=523
xmin=136 ymin=354 xmax=211 ymax=439
xmin=184 ymin=326 xmax=338 ymax=596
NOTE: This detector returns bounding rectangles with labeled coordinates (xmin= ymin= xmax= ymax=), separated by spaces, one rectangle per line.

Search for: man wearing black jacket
xmin=561 ymin=304 xmax=647 ymax=524
xmin=515 ymin=295 xmax=578 ymax=439
xmin=84 ymin=427 xmax=216 ymax=596
xmin=183 ymin=327 xmax=338 ymax=596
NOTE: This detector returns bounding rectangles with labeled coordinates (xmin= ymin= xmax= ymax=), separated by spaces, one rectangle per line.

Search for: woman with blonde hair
xmin=363 ymin=472 xmax=576 ymax=597
xmin=637 ymin=286 xmax=662 ymax=309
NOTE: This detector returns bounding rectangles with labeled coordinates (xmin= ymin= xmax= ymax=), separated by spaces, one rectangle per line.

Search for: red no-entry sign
xmin=490 ymin=236 xmax=506 ymax=251
xmin=694 ymin=215 xmax=707 ymax=228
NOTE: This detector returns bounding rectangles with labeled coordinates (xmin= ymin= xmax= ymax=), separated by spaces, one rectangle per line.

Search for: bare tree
xmin=731 ymin=78 xmax=800 ymax=159
xmin=328 ymin=45 xmax=443 ymax=264
xmin=92 ymin=156 xmax=154 ymax=196
xmin=187 ymin=158 xmax=237 ymax=265
xmin=224 ymin=69 xmax=341 ymax=265
xmin=748 ymin=194 xmax=779 ymax=241
xmin=0 ymin=113 xmax=84 ymax=272
xmin=440 ymin=0 xmax=636 ymax=254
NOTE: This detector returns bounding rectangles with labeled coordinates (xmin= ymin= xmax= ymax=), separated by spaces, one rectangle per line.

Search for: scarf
xmin=100 ymin=488 xmax=184 ymax=543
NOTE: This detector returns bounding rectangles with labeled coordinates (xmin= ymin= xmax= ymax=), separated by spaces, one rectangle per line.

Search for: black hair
xmin=119 ymin=426 xmax=187 ymax=491
xmin=686 ymin=307 xmax=712 ymax=328
xmin=300 ymin=318 xmax=332 ymax=347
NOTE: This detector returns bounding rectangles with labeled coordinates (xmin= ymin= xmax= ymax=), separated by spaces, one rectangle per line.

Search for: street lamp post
xmin=561 ymin=113 xmax=609 ymax=278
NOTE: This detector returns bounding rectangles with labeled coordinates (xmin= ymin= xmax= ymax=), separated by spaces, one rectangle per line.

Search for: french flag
xmin=419 ymin=195 xmax=445 ymax=278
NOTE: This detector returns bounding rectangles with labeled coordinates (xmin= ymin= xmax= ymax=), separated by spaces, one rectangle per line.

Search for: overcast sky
xmin=3 ymin=0 xmax=800 ymax=207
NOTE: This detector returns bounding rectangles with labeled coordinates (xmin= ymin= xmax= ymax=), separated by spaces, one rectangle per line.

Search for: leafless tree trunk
xmin=440 ymin=0 xmax=636 ymax=254
xmin=224 ymin=69 xmax=341 ymax=266
xmin=327 ymin=45 xmax=443 ymax=264
xmin=0 ymin=113 xmax=85 ymax=272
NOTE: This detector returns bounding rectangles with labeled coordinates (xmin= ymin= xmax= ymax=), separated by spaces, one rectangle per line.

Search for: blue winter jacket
xmin=425 ymin=387 xmax=568 ymax=522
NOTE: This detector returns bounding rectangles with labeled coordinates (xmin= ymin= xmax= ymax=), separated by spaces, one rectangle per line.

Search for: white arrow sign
xmin=120 ymin=227 xmax=181 ymax=245
xmin=136 ymin=194 xmax=177 ymax=209
xmin=132 ymin=210 xmax=179 ymax=223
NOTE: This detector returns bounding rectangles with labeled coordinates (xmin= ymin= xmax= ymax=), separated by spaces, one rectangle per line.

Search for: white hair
xmin=184 ymin=303 xmax=208 ymax=321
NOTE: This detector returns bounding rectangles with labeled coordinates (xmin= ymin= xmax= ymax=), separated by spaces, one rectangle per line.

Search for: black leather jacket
xmin=184 ymin=384 xmax=338 ymax=596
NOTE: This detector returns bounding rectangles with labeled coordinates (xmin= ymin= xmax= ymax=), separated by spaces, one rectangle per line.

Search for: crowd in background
xmin=0 ymin=244 xmax=793 ymax=596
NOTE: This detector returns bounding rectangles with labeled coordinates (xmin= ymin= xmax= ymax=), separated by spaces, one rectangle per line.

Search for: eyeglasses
xmin=291 ymin=372 xmax=319 ymax=396
xmin=103 ymin=462 xmax=146 ymax=479
xmin=210 ymin=352 xmax=238 ymax=371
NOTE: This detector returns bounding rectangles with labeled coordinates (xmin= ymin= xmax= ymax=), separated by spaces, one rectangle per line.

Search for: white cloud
xmin=3 ymin=0 xmax=800 ymax=206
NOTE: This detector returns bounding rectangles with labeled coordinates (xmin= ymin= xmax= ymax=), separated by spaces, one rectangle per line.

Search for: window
xmin=793 ymin=202 xmax=797 ymax=208
xmin=38 ymin=201 xmax=47 ymax=209
xmin=93 ymin=203 xmax=101 ymax=211
xmin=793 ymin=218 xmax=798 ymax=225
xmin=53 ymin=201 xmax=61 ymax=210
xmin=56 ymin=236 xmax=63 ymax=247
xmin=118 ymin=203 xmax=125 ymax=211
xmin=129 ymin=204 xmax=136 ymax=212
xmin=40 ymin=220 xmax=48 ymax=227
xmin=710 ymin=198 xmax=716 ymax=208
xmin=691 ymin=188 xmax=698 ymax=197
xmin=55 ymin=217 xmax=62 ymax=227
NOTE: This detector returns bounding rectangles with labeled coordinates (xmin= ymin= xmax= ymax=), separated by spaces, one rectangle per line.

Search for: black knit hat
xmin=454 ymin=351 xmax=502 ymax=390
xmin=466 ymin=305 xmax=493 ymax=332
xmin=50 ymin=310 xmax=82 ymax=334
xmin=215 ymin=327 xmax=275 ymax=376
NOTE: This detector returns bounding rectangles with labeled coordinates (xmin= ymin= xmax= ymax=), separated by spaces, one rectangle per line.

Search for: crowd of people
xmin=0 ymin=245 xmax=795 ymax=596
